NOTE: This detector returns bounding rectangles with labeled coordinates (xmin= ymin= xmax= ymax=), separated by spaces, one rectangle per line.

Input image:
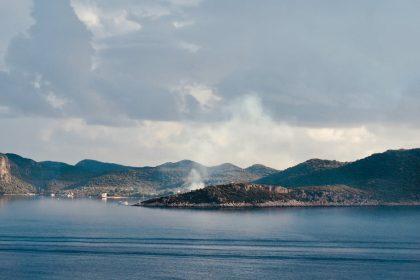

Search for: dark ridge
xmin=255 ymin=159 xmax=346 ymax=185
xmin=256 ymin=149 xmax=420 ymax=200
xmin=245 ymin=164 xmax=278 ymax=177
xmin=75 ymin=159 xmax=133 ymax=174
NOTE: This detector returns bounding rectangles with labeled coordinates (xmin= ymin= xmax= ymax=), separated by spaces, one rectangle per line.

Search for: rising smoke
xmin=186 ymin=168 xmax=205 ymax=191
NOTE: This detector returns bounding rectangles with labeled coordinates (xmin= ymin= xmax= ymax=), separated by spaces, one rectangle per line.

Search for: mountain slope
xmin=0 ymin=153 xmax=278 ymax=196
xmin=256 ymin=149 xmax=420 ymax=199
xmin=72 ymin=161 xmax=277 ymax=195
xmin=2 ymin=149 xmax=419 ymax=199
xmin=3 ymin=153 xmax=97 ymax=192
xmin=255 ymin=159 xmax=346 ymax=185
xmin=245 ymin=164 xmax=278 ymax=177
xmin=75 ymin=159 xmax=134 ymax=174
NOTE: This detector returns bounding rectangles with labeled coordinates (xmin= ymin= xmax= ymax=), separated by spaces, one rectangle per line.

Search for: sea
xmin=0 ymin=196 xmax=419 ymax=280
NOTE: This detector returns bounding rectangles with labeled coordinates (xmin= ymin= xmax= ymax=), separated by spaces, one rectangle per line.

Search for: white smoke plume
xmin=186 ymin=168 xmax=205 ymax=191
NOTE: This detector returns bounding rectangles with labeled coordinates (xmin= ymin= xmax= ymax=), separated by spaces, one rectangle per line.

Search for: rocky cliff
xmin=0 ymin=155 xmax=11 ymax=183
xmin=0 ymin=154 xmax=35 ymax=194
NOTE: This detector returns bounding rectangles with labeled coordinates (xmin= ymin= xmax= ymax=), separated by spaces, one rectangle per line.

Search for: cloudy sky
xmin=0 ymin=0 xmax=420 ymax=169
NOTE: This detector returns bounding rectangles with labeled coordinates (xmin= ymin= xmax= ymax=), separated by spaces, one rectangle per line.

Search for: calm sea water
xmin=0 ymin=197 xmax=419 ymax=280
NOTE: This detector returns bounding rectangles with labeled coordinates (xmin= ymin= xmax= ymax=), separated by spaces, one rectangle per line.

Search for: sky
xmin=0 ymin=0 xmax=420 ymax=169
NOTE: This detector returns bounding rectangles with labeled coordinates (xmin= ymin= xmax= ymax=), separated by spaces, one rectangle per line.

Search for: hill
xmin=75 ymin=159 xmax=134 ymax=174
xmin=2 ymin=148 xmax=419 ymax=200
xmin=0 ymin=153 xmax=277 ymax=196
xmin=70 ymin=161 xmax=277 ymax=196
xmin=256 ymin=159 xmax=346 ymax=185
xmin=256 ymin=149 xmax=420 ymax=200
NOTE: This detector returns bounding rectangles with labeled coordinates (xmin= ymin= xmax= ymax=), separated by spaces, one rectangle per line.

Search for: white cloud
xmin=71 ymin=1 xmax=141 ymax=38
xmin=45 ymin=92 xmax=68 ymax=110
xmin=172 ymin=20 xmax=194 ymax=29
xmin=173 ymin=83 xmax=221 ymax=111
xmin=166 ymin=0 xmax=202 ymax=7
xmin=0 ymin=105 xmax=10 ymax=114
xmin=111 ymin=10 xmax=141 ymax=34
xmin=72 ymin=3 xmax=100 ymax=28
xmin=134 ymin=5 xmax=171 ymax=20
xmin=31 ymin=74 xmax=42 ymax=89
xmin=307 ymin=127 xmax=374 ymax=144
xmin=178 ymin=41 xmax=201 ymax=53
xmin=3 ymin=96 xmax=419 ymax=169
xmin=186 ymin=84 xmax=221 ymax=109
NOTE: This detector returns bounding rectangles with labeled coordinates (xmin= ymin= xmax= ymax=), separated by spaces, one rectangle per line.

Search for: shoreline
xmin=0 ymin=194 xmax=143 ymax=200
xmin=3 ymin=194 xmax=420 ymax=208
xmin=136 ymin=201 xmax=420 ymax=208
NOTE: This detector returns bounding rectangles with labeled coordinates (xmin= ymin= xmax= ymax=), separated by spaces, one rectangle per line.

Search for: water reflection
xmin=0 ymin=195 xmax=36 ymax=208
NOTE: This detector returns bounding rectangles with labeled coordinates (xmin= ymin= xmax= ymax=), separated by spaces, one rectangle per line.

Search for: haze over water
xmin=0 ymin=197 xmax=419 ymax=280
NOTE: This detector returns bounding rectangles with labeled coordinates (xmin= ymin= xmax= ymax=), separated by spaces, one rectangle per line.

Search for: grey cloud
xmin=1 ymin=0 xmax=420 ymax=126
xmin=187 ymin=0 xmax=420 ymax=126
xmin=1 ymin=0 xmax=218 ymax=125
xmin=0 ymin=0 xmax=33 ymax=69
xmin=2 ymin=0 xmax=94 ymax=118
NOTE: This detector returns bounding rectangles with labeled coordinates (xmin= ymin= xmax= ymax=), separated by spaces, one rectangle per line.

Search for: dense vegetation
xmin=0 ymin=154 xmax=276 ymax=196
xmin=256 ymin=149 xmax=420 ymax=200
xmin=2 ymin=148 xmax=420 ymax=201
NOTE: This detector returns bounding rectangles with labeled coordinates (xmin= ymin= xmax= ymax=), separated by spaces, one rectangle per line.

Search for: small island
xmin=136 ymin=183 xmax=420 ymax=208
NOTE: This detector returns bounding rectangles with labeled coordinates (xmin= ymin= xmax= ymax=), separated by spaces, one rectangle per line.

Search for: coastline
xmin=2 ymin=193 xmax=38 ymax=196
xmin=136 ymin=200 xmax=420 ymax=208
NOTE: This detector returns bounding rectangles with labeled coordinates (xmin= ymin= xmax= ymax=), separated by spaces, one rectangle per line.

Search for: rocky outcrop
xmin=0 ymin=155 xmax=11 ymax=183
xmin=0 ymin=154 xmax=35 ymax=194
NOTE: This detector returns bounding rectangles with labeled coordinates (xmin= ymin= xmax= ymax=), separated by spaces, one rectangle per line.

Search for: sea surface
xmin=0 ymin=197 xmax=419 ymax=280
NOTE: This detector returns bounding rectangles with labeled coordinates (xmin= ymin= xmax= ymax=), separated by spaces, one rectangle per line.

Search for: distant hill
xmin=1 ymin=153 xmax=95 ymax=193
xmin=256 ymin=149 xmax=420 ymax=200
xmin=71 ymin=161 xmax=277 ymax=196
xmin=140 ymin=148 xmax=420 ymax=207
xmin=2 ymin=148 xmax=419 ymax=200
xmin=75 ymin=159 xmax=134 ymax=174
xmin=0 ymin=153 xmax=277 ymax=196
xmin=245 ymin=164 xmax=278 ymax=177
xmin=255 ymin=159 xmax=346 ymax=185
